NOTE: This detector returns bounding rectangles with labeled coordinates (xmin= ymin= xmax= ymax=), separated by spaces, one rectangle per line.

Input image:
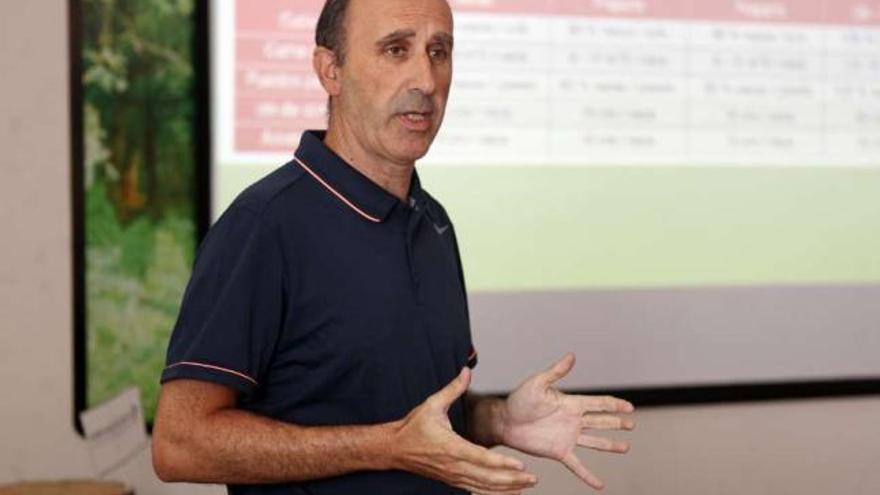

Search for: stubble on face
xmin=330 ymin=0 xmax=454 ymax=168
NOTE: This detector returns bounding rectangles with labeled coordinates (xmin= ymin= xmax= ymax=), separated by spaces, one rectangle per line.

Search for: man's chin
xmin=397 ymin=148 xmax=431 ymax=164
xmin=390 ymin=136 xmax=435 ymax=163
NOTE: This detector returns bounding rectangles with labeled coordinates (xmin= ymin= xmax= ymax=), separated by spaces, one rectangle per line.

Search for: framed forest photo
xmin=71 ymin=0 xmax=210 ymax=430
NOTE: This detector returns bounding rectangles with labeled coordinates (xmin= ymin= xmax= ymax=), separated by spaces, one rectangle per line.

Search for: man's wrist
xmin=487 ymin=397 xmax=510 ymax=447
xmin=466 ymin=395 xmax=510 ymax=448
xmin=363 ymin=420 xmax=401 ymax=472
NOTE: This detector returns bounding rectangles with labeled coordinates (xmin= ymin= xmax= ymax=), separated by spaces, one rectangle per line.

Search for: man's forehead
xmin=346 ymin=0 xmax=453 ymax=38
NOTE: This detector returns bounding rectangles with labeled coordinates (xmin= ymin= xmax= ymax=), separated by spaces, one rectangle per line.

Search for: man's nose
xmin=410 ymin=51 xmax=437 ymax=95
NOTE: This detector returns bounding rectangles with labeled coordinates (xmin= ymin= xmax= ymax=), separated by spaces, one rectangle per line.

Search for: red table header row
xmin=236 ymin=0 xmax=880 ymax=31
xmin=450 ymin=0 xmax=880 ymax=25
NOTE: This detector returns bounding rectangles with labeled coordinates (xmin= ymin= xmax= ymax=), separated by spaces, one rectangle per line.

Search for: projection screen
xmin=211 ymin=0 xmax=880 ymax=399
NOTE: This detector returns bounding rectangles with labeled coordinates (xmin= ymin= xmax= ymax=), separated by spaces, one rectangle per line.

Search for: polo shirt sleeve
xmin=161 ymin=204 xmax=286 ymax=396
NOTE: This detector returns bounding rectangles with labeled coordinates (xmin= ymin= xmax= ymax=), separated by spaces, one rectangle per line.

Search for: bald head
xmin=315 ymin=0 xmax=452 ymax=65
xmin=312 ymin=0 xmax=455 ymax=166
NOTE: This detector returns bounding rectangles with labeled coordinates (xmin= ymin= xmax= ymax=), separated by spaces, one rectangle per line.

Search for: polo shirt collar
xmin=294 ymin=130 xmax=417 ymax=223
xmin=408 ymin=167 xmax=426 ymax=209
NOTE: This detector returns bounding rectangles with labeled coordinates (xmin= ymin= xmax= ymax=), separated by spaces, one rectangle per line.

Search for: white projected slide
xmin=215 ymin=0 xmax=880 ymax=168
xmin=212 ymin=1 xmax=880 ymax=395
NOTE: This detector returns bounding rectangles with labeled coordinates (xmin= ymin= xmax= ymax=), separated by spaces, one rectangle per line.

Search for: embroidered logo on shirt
xmin=434 ymin=223 xmax=450 ymax=236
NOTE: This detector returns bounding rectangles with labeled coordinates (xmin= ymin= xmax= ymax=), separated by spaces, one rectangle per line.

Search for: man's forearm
xmin=154 ymin=407 xmax=397 ymax=484
xmin=463 ymin=392 xmax=508 ymax=448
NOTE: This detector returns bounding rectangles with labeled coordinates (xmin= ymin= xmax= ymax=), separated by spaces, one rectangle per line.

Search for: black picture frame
xmin=71 ymin=0 xmax=211 ymax=435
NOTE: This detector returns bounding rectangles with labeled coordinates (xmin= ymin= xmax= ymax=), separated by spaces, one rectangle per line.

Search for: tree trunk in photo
xmin=143 ymin=95 xmax=158 ymax=219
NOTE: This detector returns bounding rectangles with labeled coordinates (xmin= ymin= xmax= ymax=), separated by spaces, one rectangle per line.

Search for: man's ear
xmin=313 ymin=46 xmax=342 ymax=98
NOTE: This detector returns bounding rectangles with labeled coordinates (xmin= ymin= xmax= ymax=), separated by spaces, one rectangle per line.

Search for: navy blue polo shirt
xmin=161 ymin=130 xmax=478 ymax=494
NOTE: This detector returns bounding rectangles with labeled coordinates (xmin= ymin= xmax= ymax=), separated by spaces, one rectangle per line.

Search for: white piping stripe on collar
xmin=293 ymin=155 xmax=382 ymax=223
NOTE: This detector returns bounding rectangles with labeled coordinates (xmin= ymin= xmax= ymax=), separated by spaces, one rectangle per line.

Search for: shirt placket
xmin=404 ymin=198 xmax=425 ymax=304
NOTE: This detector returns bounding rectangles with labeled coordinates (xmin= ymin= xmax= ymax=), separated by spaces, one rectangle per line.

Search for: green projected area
xmin=216 ymin=165 xmax=880 ymax=291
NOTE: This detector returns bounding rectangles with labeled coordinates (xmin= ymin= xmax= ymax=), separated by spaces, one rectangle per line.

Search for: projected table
xmin=217 ymin=0 xmax=880 ymax=166
xmin=211 ymin=1 xmax=880 ymax=396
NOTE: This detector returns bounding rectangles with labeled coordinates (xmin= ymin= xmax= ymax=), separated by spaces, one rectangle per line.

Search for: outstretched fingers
xmin=450 ymin=439 xmax=537 ymax=492
xmin=579 ymin=395 xmax=635 ymax=414
xmin=577 ymin=434 xmax=630 ymax=454
xmin=581 ymin=414 xmax=636 ymax=431
xmin=537 ymin=352 xmax=576 ymax=387
xmin=561 ymin=452 xmax=605 ymax=490
xmin=456 ymin=462 xmax=537 ymax=493
xmin=455 ymin=438 xmax=526 ymax=472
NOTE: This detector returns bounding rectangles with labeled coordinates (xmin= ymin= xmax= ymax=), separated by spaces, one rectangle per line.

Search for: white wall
xmin=0 ymin=0 xmax=86 ymax=479
xmin=0 ymin=3 xmax=219 ymax=494
xmin=1 ymin=2 xmax=878 ymax=494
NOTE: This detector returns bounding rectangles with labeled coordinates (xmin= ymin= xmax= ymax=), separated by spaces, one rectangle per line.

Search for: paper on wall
xmin=79 ymin=386 xmax=148 ymax=477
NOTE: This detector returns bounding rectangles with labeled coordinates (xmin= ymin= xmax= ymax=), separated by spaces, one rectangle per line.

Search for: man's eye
xmin=386 ymin=45 xmax=407 ymax=57
xmin=429 ymin=47 xmax=449 ymax=61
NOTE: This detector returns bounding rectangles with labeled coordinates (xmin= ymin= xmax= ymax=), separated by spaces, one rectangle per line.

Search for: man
xmin=152 ymin=0 xmax=635 ymax=493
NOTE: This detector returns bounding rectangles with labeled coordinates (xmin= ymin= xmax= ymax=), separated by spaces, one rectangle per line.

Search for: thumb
xmin=431 ymin=367 xmax=471 ymax=411
xmin=538 ymin=352 xmax=575 ymax=387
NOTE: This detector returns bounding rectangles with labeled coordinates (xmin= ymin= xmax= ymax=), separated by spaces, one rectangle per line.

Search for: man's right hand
xmin=389 ymin=367 xmax=539 ymax=495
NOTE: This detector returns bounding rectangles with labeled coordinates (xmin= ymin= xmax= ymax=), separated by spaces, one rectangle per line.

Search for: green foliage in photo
xmin=81 ymin=0 xmax=198 ymax=422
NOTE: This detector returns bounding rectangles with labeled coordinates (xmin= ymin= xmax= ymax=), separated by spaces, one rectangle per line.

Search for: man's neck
xmin=323 ymin=123 xmax=414 ymax=203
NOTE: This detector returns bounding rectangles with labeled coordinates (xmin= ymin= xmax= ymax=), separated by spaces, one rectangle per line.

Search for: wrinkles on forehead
xmin=346 ymin=0 xmax=453 ymax=49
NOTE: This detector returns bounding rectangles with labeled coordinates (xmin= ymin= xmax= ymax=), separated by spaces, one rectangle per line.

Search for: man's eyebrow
xmin=375 ymin=29 xmax=454 ymax=48
xmin=432 ymin=32 xmax=454 ymax=48
xmin=376 ymin=29 xmax=417 ymax=46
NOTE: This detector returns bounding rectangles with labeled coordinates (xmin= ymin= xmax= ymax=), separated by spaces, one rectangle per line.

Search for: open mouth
xmin=398 ymin=112 xmax=433 ymax=131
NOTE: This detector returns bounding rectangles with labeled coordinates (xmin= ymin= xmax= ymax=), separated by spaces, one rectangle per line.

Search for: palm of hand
xmin=495 ymin=353 xmax=634 ymax=490
xmin=502 ymin=376 xmax=581 ymax=461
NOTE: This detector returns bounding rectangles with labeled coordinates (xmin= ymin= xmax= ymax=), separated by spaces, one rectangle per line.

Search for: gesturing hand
xmin=391 ymin=367 xmax=538 ymax=495
xmin=500 ymin=353 xmax=635 ymax=490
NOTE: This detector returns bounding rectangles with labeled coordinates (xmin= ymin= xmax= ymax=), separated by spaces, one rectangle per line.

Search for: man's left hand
xmin=499 ymin=353 xmax=635 ymax=490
